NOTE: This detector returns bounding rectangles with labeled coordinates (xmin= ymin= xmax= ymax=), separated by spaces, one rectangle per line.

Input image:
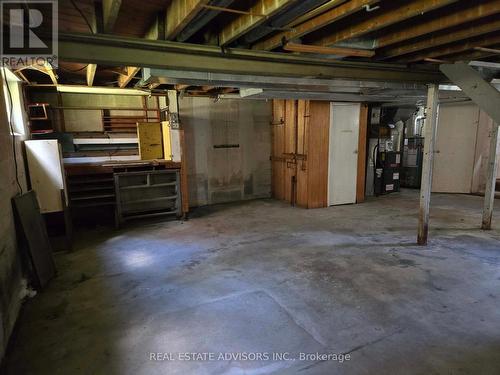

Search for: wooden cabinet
xmin=271 ymin=100 xmax=367 ymax=208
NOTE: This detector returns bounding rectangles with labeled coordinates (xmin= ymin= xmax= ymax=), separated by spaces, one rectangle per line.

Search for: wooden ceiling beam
xmin=175 ymin=84 xmax=190 ymax=91
xmin=446 ymin=45 xmax=500 ymax=61
xmin=102 ymin=0 xmax=122 ymax=33
xmin=118 ymin=66 xmax=140 ymax=88
xmin=314 ymin=0 xmax=460 ymax=47
xmin=379 ymin=18 xmax=500 ymax=60
xmin=86 ymin=64 xmax=97 ymax=86
xmin=166 ymin=0 xmax=210 ymax=40
xmin=43 ymin=63 xmax=58 ymax=85
xmin=284 ymin=42 xmax=374 ymax=57
xmin=404 ymin=34 xmax=500 ymax=63
xmin=252 ymin=0 xmax=378 ymax=51
xmin=219 ymin=0 xmax=296 ymax=46
xmin=377 ymin=0 xmax=500 ymax=49
xmin=474 ymin=46 xmax=500 ymax=55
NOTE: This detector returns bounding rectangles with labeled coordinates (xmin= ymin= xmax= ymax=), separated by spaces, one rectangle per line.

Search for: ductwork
xmin=240 ymin=0 xmax=331 ymax=45
xmin=176 ymin=0 xmax=235 ymax=43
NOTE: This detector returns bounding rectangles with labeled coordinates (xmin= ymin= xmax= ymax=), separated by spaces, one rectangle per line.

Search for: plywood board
xmin=296 ymin=100 xmax=309 ymax=207
xmin=284 ymin=100 xmax=297 ymax=155
xmin=283 ymin=100 xmax=297 ymax=203
xmin=307 ymin=101 xmax=330 ymax=208
xmin=328 ymin=103 xmax=360 ymax=206
xmin=432 ymin=103 xmax=479 ymax=193
xmin=25 ymin=140 xmax=65 ymax=213
xmin=13 ymin=191 xmax=56 ymax=289
xmin=271 ymin=99 xmax=286 ymax=200
xmin=356 ymin=104 xmax=369 ymax=203
xmin=137 ymin=122 xmax=163 ymax=160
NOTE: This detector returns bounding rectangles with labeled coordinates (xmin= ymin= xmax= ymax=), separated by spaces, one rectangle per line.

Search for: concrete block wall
xmin=180 ymin=97 xmax=272 ymax=206
xmin=0 ymin=77 xmax=28 ymax=361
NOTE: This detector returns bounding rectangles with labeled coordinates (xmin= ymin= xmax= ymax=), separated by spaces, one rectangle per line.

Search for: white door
xmin=328 ymin=103 xmax=360 ymax=205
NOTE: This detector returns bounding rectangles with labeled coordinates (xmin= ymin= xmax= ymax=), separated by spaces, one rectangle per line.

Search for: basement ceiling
xmin=7 ymin=0 xmax=500 ymax=97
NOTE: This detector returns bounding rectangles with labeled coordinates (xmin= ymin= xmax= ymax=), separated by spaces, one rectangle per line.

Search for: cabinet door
xmin=137 ymin=122 xmax=163 ymax=160
xmin=328 ymin=103 xmax=360 ymax=205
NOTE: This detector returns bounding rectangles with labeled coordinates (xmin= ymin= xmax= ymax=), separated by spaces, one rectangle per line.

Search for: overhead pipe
xmin=176 ymin=0 xmax=235 ymax=43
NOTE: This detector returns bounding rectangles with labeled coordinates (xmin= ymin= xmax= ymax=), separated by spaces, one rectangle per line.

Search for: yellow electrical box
xmin=137 ymin=122 xmax=163 ymax=160
xmin=162 ymin=121 xmax=172 ymax=161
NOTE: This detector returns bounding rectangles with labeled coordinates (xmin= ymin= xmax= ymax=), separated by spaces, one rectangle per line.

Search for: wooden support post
xmin=417 ymin=84 xmax=439 ymax=245
xmin=481 ymin=124 xmax=500 ymax=230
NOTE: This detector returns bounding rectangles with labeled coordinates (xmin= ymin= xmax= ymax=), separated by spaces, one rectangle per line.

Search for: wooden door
xmin=283 ymin=100 xmax=297 ymax=203
xmin=328 ymin=103 xmax=360 ymax=205
xmin=271 ymin=100 xmax=286 ymax=200
xmin=271 ymin=100 xmax=298 ymax=204
xmin=296 ymin=100 xmax=309 ymax=207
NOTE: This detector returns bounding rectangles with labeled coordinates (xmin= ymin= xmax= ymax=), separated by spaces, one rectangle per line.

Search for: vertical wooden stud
xmin=481 ymin=123 xmax=500 ymax=229
xmin=418 ymin=84 xmax=439 ymax=245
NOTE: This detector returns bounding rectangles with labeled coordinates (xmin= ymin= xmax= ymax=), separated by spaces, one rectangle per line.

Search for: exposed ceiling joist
xmin=252 ymin=0 xmax=379 ymax=51
xmin=57 ymin=33 xmax=444 ymax=83
xmin=86 ymin=64 xmax=97 ymax=86
xmin=444 ymin=45 xmax=500 ymax=62
xmin=102 ymin=0 xmax=122 ymax=33
xmin=405 ymin=34 xmax=500 ymax=63
xmin=175 ymin=84 xmax=190 ymax=90
xmin=44 ymin=63 xmax=58 ymax=85
xmin=379 ymin=18 xmax=500 ymax=60
xmin=284 ymin=42 xmax=374 ymax=57
xmin=219 ymin=0 xmax=296 ymax=46
xmin=314 ymin=0 xmax=460 ymax=47
xmin=286 ymin=0 xmax=349 ymax=28
xmin=377 ymin=0 xmax=500 ymax=49
xmin=474 ymin=46 xmax=500 ymax=55
xmin=118 ymin=66 xmax=141 ymax=88
xmin=144 ymin=12 xmax=166 ymax=40
xmin=166 ymin=0 xmax=210 ymax=40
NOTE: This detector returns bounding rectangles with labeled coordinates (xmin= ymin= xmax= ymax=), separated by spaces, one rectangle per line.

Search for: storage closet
xmin=271 ymin=99 xmax=368 ymax=208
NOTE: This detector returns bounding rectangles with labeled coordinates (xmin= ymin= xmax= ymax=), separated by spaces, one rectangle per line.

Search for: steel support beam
xmin=57 ymin=33 xmax=444 ymax=83
xmin=418 ymin=84 xmax=439 ymax=245
xmin=440 ymin=62 xmax=500 ymax=125
xmin=482 ymin=124 xmax=500 ymax=230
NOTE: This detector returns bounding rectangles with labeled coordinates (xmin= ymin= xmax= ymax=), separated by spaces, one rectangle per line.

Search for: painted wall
xmin=0 ymin=76 xmax=28 ymax=361
xmin=180 ymin=97 xmax=272 ymax=206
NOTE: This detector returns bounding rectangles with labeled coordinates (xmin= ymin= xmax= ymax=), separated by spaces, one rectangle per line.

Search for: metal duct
xmin=176 ymin=0 xmax=235 ymax=42
xmin=241 ymin=0 xmax=330 ymax=45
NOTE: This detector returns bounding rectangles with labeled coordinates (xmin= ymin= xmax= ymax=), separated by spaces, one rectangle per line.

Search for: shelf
xmin=68 ymin=185 xmax=114 ymax=192
xmin=71 ymin=201 xmax=115 ymax=208
xmin=68 ymin=178 xmax=114 ymax=184
xmin=120 ymin=182 xmax=177 ymax=190
xmin=122 ymin=210 xmax=178 ymax=220
xmin=71 ymin=194 xmax=115 ymax=201
xmin=121 ymin=195 xmax=177 ymax=205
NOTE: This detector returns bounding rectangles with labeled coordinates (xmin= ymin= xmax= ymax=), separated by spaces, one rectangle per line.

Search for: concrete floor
xmin=4 ymin=190 xmax=500 ymax=375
